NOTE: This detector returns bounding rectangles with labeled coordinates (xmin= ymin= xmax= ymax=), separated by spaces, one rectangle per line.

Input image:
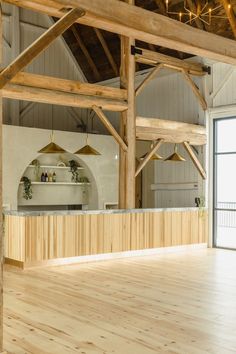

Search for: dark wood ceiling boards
xmin=61 ymin=0 xmax=236 ymax=83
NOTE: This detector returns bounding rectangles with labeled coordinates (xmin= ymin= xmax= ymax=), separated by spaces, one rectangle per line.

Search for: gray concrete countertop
xmin=4 ymin=207 xmax=201 ymax=217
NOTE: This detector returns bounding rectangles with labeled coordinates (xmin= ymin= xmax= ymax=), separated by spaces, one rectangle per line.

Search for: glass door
xmin=214 ymin=117 xmax=236 ymax=249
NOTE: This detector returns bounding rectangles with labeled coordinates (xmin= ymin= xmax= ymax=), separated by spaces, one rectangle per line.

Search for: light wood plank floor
xmin=3 ymin=248 xmax=236 ymax=354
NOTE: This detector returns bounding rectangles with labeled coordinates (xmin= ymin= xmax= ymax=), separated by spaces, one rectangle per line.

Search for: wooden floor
xmin=3 ymin=248 xmax=236 ymax=354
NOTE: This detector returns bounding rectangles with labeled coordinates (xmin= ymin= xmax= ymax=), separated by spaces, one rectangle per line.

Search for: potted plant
xmin=68 ymin=160 xmax=80 ymax=183
xmin=22 ymin=177 xmax=33 ymax=200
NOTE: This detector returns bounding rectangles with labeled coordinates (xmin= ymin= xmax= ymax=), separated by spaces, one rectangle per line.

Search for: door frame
xmin=208 ymin=104 xmax=236 ymax=249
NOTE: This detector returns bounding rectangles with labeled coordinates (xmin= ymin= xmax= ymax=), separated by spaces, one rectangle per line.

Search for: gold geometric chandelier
xmin=165 ymin=0 xmax=231 ymax=25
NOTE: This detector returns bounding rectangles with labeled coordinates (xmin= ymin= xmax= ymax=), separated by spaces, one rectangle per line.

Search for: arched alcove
xmin=17 ymin=153 xmax=99 ymax=211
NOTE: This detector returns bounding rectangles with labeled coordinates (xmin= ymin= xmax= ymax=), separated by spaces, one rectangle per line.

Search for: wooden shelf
xmin=20 ymin=182 xmax=90 ymax=186
xmin=28 ymin=165 xmax=84 ymax=170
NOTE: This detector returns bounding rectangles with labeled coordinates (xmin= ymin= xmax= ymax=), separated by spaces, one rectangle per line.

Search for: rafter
xmin=71 ymin=25 xmax=101 ymax=82
xmin=94 ymin=28 xmax=118 ymax=77
xmin=0 ymin=8 xmax=85 ymax=89
xmin=5 ymin=0 xmax=236 ymax=65
xmin=220 ymin=0 xmax=236 ymax=38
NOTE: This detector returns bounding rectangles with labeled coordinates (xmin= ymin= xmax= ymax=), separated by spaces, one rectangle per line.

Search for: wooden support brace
xmin=92 ymin=105 xmax=128 ymax=152
xmin=94 ymin=28 xmax=118 ymax=76
xmin=181 ymin=69 xmax=207 ymax=111
xmin=135 ymin=139 xmax=163 ymax=177
xmin=0 ymin=8 xmax=85 ymax=89
xmin=183 ymin=141 xmax=206 ymax=180
xmin=135 ymin=63 xmax=163 ymax=96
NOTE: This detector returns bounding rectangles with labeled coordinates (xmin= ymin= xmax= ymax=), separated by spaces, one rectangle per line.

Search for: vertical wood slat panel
xmin=4 ymin=211 xmax=208 ymax=265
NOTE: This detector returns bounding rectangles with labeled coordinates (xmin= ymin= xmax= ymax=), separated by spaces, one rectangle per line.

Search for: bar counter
xmin=4 ymin=208 xmax=208 ymax=268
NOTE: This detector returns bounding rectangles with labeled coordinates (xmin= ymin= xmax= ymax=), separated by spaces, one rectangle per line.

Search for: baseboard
xmin=4 ymin=258 xmax=24 ymax=269
xmin=5 ymin=243 xmax=208 ymax=269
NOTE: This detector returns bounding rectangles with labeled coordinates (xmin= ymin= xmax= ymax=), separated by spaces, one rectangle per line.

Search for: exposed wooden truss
xmin=10 ymin=72 xmax=127 ymax=101
xmin=4 ymin=0 xmax=236 ymax=65
xmin=94 ymin=28 xmax=118 ymax=77
xmin=220 ymin=0 xmax=236 ymax=38
xmin=183 ymin=141 xmax=206 ymax=179
xmin=135 ymin=47 xmax=207 ymax=76
xmin=181 ymin=69 xmax=207 ymax=110
xmin=0 ymin=8 xmax=85 ymax=89
xmin=3 ymin=84 xmax=127 ymax=111
xmin=135 ymin=63 xmax=163 ymax=96
xmin=135 ymin=139 xmax=163 ymax=177
xmin=136 ymin=117 xmax=207 ymax=145
xmin=71 ymin=25 xmax=101 ymax=81
xmin=134 ymin=47 xmax=207 ymax=110
xmin=92 ymin=106 xmax=128 ymax=152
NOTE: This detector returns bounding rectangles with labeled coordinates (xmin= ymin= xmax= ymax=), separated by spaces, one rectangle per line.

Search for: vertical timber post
xmin=119 ymin=0 xmax=136 ymax=209
xmin=0 ymin=2 xmax=3 ymax=352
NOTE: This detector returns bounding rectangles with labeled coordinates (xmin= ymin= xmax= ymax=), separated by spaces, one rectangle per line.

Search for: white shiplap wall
xmin=2 ymin=4 xmax=87 ymax=131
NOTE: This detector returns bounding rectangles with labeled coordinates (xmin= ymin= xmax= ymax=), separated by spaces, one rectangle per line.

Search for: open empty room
xmin=0 ymin=0 xmax=236 ymax=353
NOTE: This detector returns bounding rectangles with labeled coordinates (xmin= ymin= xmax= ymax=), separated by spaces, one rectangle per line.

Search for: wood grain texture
xmin=4 ymin=248 xmax=236 ymax=353
xmin=0 ymin=8 xmax=85 ymax=89
xmin=5 ymin=0 xmax=236 ymax=65
xmin=4 ymin=210 xmax=208 ymax=267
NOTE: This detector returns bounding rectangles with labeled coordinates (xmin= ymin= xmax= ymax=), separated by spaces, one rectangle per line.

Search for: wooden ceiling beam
xmin=2 ymin=84 xmax=128 ymax=112
xmin=220 ymin=0 xmax=236 ymax=38
xmin=0 ymin=8 xmax=85 ymax=89
xmin=10 ymin=72 xmax=127 ymax=100
xmin=135 ymin=47 xmax=207 ymax=76
xmin=136 ymin=117 xmax=206 ymax=145
xmin=135 ymin=139 xmax=163 ymax=177
xmin=94 ymin=28 xmax=119 ymax=77
xmin=93 ymin=105 xmax=128 ymax=152
xmin=4 ymin=0 xmax=236 ymax=65
xmin=71 ymin=26 xmax=101 ymax=81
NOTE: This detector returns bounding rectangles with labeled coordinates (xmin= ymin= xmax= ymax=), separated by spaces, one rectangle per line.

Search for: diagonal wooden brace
xmin=0 ymin=8 xmax=85 ymax=89
xmin=135 ymin=139 xmax=164 ymax=177
xmin=92 ymin=105 xmax=128 ymax=152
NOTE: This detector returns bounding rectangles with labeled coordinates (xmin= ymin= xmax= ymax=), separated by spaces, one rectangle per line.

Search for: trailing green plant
xmin=198 ymin=196 xmax=205 ymax=218
xmin=31 ymin=159 xmax=41 ymax=181
xmin=22 ymin=177 xmax=33 ymax=200
xmin=69 ymin=160 xmax=80 ymax=183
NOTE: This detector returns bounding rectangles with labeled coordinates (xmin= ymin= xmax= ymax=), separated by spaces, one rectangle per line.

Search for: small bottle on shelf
xmin=45 ymin=171 xmax=48 ymax=182
xmin=49 ymin=172 xmax=53 ymax=183
xmin=52 ymin=171 xmax=56 ymax=183
xmin=41 ymin=172 xmax=45 ymax=182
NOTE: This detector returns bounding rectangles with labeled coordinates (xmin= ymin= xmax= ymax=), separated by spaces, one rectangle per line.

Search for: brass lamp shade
xmin=165 ymin=144 xmax=186 ymax=162
xmin=38 ymin=142 xmax=68 ymax=154
xmin=140 ymin=152 xmax=163 ymax=161
xmin=74 ymin=144 xmax=101 ymax=156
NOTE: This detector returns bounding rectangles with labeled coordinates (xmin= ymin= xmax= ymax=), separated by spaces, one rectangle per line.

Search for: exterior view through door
xmin=214 ymin=117 xmax=236 ymax=249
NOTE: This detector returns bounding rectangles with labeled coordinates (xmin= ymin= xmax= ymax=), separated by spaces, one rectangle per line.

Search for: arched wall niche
xmin=3 ymin=125 xmax=119 ymax=211
xmin=17 ymin=153 xmax=99 ymax=210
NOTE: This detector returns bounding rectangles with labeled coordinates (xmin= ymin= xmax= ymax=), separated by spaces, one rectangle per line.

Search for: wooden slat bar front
xmin=4 ymin=209 xmax=208 ymax=268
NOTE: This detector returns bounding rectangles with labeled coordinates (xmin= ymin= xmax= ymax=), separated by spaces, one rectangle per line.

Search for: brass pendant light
xmin=38 ymin=109 xmax=68 ymax=154
xmin=140 ymin=152 xmax=163 ymax=161
xmin=165 ymin=144 xmax=186 ymax=162
xmin=74 ymin=111 xmax=101 ymax=156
